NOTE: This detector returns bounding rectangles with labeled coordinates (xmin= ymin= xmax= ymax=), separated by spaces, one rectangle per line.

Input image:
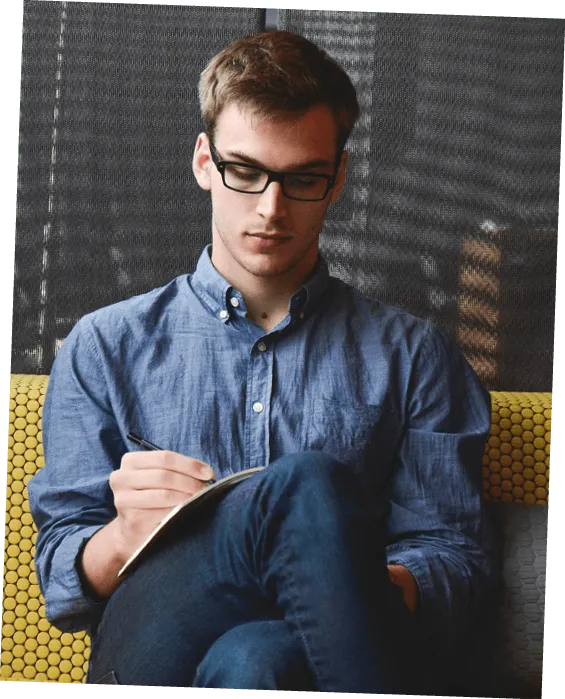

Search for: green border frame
xmin=0 ymin=0 xmax=565 ymax=699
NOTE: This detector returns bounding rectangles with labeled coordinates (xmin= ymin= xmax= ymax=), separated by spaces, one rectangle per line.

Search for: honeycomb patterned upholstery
xmin=3 ymin=375 xmax=91 ymax=681
xmin=483 ymin=392 xmax=551 ymax=505
xmin=2 ymin=375 xmax=550 ymax=690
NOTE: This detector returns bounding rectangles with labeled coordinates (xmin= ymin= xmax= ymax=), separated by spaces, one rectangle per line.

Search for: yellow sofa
xmin=2 ymin=374 xmax=550 ymax=687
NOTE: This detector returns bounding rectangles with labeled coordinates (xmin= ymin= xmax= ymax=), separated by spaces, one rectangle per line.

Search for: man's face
xmin=192 ymin=102 xmax=347 ymax=283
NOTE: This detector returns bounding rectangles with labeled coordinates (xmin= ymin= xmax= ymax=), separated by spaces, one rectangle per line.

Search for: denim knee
xmin=265 ymin=450 xmax=351 ymax=491
xmin=193 ymin=620 xmax=314 ymax=690
xmin=263 ymin=450 xmax=385 ymax=518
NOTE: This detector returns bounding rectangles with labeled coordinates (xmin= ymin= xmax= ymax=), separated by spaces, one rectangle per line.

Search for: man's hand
xmin=387 ymin=564 xmax=419 ymax=612
xmin=80 ymin=450 xmax=215 ymax=599
xmin=109 ymin=450 xmax=215 ymax=562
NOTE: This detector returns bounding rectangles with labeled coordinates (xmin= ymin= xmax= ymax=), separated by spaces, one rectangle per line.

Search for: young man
xmin=28 ymin=31 xmax=495 ymax=692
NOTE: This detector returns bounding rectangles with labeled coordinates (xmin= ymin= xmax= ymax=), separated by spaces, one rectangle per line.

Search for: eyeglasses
xmin=209 ymin=142 xmax=339 ymax=202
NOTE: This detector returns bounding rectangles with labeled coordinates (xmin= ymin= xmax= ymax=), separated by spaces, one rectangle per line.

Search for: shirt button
xmin=219 ymin=310 xmax=229 ymax=320
xmin=252 ymin=402 xmax=264 ymax=413
xmin=257 ymin=341 xmax=267 ymax=352
xmin=230 ymin=298 xmax=240 ymax=308
xmin=299 ymin=312 xmax=305 ymax=320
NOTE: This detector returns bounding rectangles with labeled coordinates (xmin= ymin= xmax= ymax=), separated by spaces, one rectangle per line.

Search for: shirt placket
xmin=244 ymin=336 xmax=273 ymax=470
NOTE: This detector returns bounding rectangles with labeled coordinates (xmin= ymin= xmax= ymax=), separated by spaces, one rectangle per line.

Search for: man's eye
xmin=228 ymin=166 xmax=263 ymax=182
xmin=287 ymin=176 xmax=321 ymax=189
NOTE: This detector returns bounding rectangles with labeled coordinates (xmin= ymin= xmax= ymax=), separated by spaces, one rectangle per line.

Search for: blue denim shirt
xmin=28 ymin=245 xmax=496 ymax=636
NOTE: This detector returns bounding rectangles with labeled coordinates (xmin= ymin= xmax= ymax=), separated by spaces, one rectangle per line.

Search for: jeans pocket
xmin=92 ymin=670 xmax=119 ymax=684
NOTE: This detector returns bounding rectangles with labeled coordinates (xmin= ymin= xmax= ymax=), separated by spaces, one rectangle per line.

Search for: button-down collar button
xmin=257 ymin=341 xmax=267 ymax=352
xmin=252 ymin=402 xmax=264 ymax=413
xmin=219 ymin=309 xmax=229 ymax=320
xmin=230 ymin=297 xmax=240 ymax=308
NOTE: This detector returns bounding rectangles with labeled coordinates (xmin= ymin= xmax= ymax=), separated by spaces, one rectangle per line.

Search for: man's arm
xmin=27 ymin=318 xmax=118 ymax=631
xmin=385 ymin=323 xmax=497 ymax=637
xmin=27 ymin=316 xmax=214 ymax=630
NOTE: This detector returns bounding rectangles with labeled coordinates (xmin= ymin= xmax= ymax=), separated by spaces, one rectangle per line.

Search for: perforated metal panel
xmin=13 ymin=1 xmax=265 ymax=374
xmin=278 ymin=11 xmax=563 ymax=391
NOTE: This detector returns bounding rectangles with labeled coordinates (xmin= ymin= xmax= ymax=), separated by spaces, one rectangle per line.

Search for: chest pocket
xmin=306 ymin=398 xmax=382 ymax=470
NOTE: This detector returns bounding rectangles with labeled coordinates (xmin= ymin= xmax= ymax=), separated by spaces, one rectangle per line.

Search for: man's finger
xmin=111 ymin=467 xmax=210 ymax=495
xmin=120 ymin=450 xmax=215 ymax=480
xmin=114 ymin=486 xmax=203 ymax=511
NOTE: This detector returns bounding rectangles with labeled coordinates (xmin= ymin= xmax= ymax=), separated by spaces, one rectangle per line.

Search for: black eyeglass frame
xmin=208 ymin=141 xmax=340 ymax=202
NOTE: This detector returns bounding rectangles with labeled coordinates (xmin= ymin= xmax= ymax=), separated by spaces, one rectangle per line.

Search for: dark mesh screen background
xmin=14 ymin=1 xmax=264 ymax=373
xmin=279 ymin=11 xmax=563 ymax=392
xmin=13 ymin=4 xmax=564 ymax=392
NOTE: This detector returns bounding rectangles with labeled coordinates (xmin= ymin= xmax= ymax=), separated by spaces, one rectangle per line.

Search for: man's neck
xmin=227 ymin=272 xmax=304 ymax=334
xmin=210 ymin=250 xmax=317 ymax=333
xmin=244 ymin=288 xmax=293 ymax=333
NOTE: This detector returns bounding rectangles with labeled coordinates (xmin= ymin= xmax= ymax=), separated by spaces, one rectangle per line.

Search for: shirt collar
xmin=191 ymin=245 xmax=330 ymax=323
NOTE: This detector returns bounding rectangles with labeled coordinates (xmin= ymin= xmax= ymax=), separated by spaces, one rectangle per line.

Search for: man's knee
xmin=265 ymin=450 xmax=351 ymax=493
xmin=263 ymin=450 xmax=383 ymax=518
xmin=193 ymin=621 xmax=314 ymax=690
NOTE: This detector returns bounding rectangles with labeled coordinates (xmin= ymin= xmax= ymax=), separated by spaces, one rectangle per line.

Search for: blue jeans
xmin=87 ymin=452 xmax=427 ymax=692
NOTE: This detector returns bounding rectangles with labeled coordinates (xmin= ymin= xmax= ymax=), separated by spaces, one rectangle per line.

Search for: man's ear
xmin=329 ymin=150 xmax=349 ymax=204
xmin=192 ymin=133 xmax=212 ymax=191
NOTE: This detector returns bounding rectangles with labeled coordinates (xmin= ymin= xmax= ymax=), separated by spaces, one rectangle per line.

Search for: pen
xmin=126 ymin=431 xmax=217 ymax=485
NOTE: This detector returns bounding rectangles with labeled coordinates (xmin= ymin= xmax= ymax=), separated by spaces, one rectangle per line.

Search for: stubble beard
xmin=212 ymin=215 xmax=321 ymax=281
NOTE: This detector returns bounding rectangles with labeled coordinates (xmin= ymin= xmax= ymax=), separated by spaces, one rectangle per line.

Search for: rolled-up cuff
xmin=386 ymin=544 xmax=479 ymax=645
xmin=42 ymin=524 xmax=108 ymax=633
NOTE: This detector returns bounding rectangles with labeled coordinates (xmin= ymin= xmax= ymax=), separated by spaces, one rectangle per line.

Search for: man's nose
xmin=256 ymin=181 xmax=287 ymax=220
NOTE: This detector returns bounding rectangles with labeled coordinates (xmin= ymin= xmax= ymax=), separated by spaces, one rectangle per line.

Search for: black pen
xmin=127 ymin=432 xmax=217 ymax=485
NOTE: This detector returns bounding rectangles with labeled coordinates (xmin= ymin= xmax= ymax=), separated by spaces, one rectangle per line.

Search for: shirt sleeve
xmin=27 ymin=316 xmax=125 ymax=633
xmin=385 ymin=322 xmax=498 ymax=641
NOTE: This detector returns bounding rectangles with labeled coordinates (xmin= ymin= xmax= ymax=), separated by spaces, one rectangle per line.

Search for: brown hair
xmin=199 ymin=30 xmax=360 ymax=154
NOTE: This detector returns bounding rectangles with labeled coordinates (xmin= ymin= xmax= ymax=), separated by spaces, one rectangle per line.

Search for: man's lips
xmin=245 ymin=233 xmax=292 ymax=250
xmin=247 ymin=233 xmax=292 ymax=240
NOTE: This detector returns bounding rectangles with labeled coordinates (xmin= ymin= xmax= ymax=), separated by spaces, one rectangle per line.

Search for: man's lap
xmin=85 ymin=451 xmax=437 ymax=691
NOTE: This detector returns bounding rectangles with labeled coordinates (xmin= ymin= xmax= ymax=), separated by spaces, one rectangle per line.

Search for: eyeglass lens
xmin=223 ymin=164 xmax=330 ymax=201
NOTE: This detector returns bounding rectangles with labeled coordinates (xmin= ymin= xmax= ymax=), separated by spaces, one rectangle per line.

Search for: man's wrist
xmin=76 ymin=537 xmax=107 ymax=603
xmin=79 ymin=519 xmax=127 ymax=600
